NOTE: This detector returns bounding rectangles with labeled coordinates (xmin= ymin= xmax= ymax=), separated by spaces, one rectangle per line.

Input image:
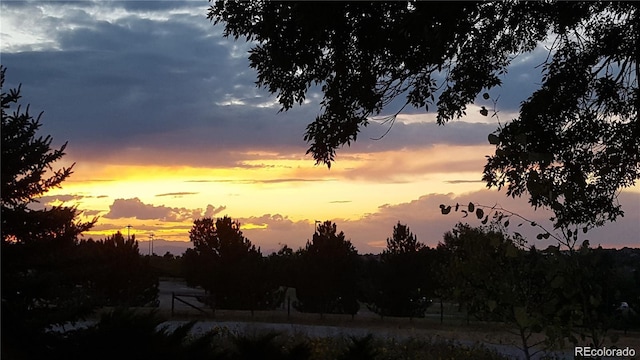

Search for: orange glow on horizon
xmin=39 ymin=145 xmax=640 ymax=250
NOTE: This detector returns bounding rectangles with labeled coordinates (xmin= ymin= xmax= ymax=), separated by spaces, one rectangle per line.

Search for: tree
xmin=438 ymin=223 xmax=555 ymax=360
xmin=185 ymin=216 xmax=270 ymax=310
xmin=209 ymin=2 xmax=639 ymax=229
xmin=295 ymin=221 xmax=360 ymax=316
xmin=369 ymin=222 xmax=432 ymax=318
xmin=1 ymin=66 xmax=96 ymax=358
xmin=544 ymin=243 xmax=624 ymax=350
xmin=384 ymin=221 xmax=424 ymax=255
xmin=1 ymin=65 xmax=94 ymax=243
xmin=78 ymin=232 xmax=159 ymax=307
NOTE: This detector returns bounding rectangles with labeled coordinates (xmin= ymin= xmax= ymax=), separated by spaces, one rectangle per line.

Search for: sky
xmin=1 ymin=1 xmax=638 ymax=255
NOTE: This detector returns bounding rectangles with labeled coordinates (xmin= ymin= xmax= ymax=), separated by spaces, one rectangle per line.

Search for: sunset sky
xmin=2 ymin=1 xmax=638 ymax=254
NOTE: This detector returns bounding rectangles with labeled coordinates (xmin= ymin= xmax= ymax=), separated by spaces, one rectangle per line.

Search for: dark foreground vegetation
xmin=18 ymin=308 xmax=511 ymax=360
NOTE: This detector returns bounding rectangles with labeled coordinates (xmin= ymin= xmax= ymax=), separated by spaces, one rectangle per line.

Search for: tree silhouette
xmin=1 ymin=65 xmax=96 ymax=359
xmin=438 ymin=223 xmax=580 ymax=360
xmin=78 ymin=232 xmax=159 ymax=307
xmin=209 ymin=2 xmax=639 ymax=229
xmin=369 ymin=222 xmax=432 ymax=318
xmin=185 ymin=216 xmax=269 ymax=310
xmin=295 ymin=221 xmax=360 ymax=316
xmin=384 ymin=222 xmax=424 ymax=255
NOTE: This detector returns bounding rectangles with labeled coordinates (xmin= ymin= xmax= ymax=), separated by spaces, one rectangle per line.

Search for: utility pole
xmin=126 ymin=224 xmax=133 ymax=241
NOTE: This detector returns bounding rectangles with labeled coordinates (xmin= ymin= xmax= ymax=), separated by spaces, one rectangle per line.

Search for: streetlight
xmin=149 ymin=233 xmax=154 ymax=256
xmin=126 ymin=224 xmax=133 ymax=241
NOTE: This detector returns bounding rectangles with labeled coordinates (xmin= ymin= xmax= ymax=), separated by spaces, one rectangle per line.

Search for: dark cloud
xmin=104 ymin=197 xmax=224 ymax=222
xmin=445 ymin=180 xmax=485 ymax=184
xmin=0 ymin=1 xmax=545 ymax=170
xmin=155 ymin=192 xmax=199 ymax=197
xmin=82 ymin=209 xmax=103 ymax=217
xmin=36 ymin=194 xmax=84 ymax=203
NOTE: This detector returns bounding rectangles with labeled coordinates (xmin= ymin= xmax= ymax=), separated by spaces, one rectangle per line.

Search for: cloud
xmin=203 ymin=205 xmax=227 ymax=218
xmin=155 ymin=192 xmax=199 ymax=197
xmin=322 ymin=144 xmax=492 ymax=184
xmin=332 ymin=189 xmax=640 ymax=254
xmin=83 ymin=189 xmax=639 ymax=255
xmin=36 ymin=194 xmax=85 ymax=204
xmin=103 ymin=197 xmax=224 ymax=222
xmin=0 ymin=0 xmax=544 ymax=172
xmin=445 ymin=180 xmax=485 ymax=184
xmin=238 ymin=214 xmax=316 ymax=253
xmin=82 ymin=209 xmax=103 ymax=217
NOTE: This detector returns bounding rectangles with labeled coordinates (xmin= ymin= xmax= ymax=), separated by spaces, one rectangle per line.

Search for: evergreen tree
xmin=185 ymin=216 xmax=269 ymax=310
xmin=1 ymin=65 xmax=96 ymax=358
xmin=370 ymin=222 xmax=432 ymax=318
xmin=295 ymin=221 xmax=360 ymax=316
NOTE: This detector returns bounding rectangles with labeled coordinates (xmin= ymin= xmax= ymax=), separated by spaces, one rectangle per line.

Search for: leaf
xmin=481 ymin=215 xmax=489 ymax=224
xmin=455 ymin=203 xmax=459 ymax=212
xmin=504 ymin=220 xmax=510 ymax=228
xmin=480 ymin=106 xmax=489 ymax=116
xmin=468 ymin=202 xmax=475 ymax=213
xmin=476 ymin=208 xmax=484 ymax=219
xmin=441 ymin=205 xmax=452 ymax=215
xmin=488 ymin=133 xmax=500 ymax=145
xmin=530 ymin=221 xmax=537 ymax=227
xmin=461 ymin=210 xmax=468 ymax=218
xmin=482 ymin=92 xmax=490 ymax=100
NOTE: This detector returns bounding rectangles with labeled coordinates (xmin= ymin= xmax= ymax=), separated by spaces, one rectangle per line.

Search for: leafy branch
xmin=439 ymin=201 xmax=587 ymax=251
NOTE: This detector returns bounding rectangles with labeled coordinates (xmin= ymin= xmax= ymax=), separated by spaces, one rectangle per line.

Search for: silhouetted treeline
xmin=179 ymin=217 xmax=639 ymax=360
xmin=180 ymin=218 xmax=640 ymax=332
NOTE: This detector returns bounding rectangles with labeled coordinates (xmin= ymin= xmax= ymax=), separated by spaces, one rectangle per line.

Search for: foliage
xmin=58 ymin=309 xmax=219 ymax=360
xmin=543 ymin=244 xmax=624 ymax=349
xmin=52 ymin=314 xmax=513 ymax=360
xmin=184 ymin=216 xmax=273 ymax=310
xmin=78 ymin=232 xmax=159 ymax=307
xmin=368 ymin=222 xmax=433 ymax=318
xmin=1 ymin=66 xmax=98 ymax=359
xmin=305 ymin=335 xmax=508 ymax=360
xmin=149 ymin=252 xmax=185 ymax=278
xmin=226 ymin=331 xmax=312 ymax=360
xmin=438 ymin=223 xmax=555 ymax=360
xmin=209 ymin=1 xmax=639 ymax=230
xmin=383 ymin=221 xmax=424 ymax=255
xmin=337 ymin=334 xmax=378 ymax=360
xmin=439 ymin=200 xmax=586 ymax=250
xmin=295 ymin=221 xmax=360 ymax=315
